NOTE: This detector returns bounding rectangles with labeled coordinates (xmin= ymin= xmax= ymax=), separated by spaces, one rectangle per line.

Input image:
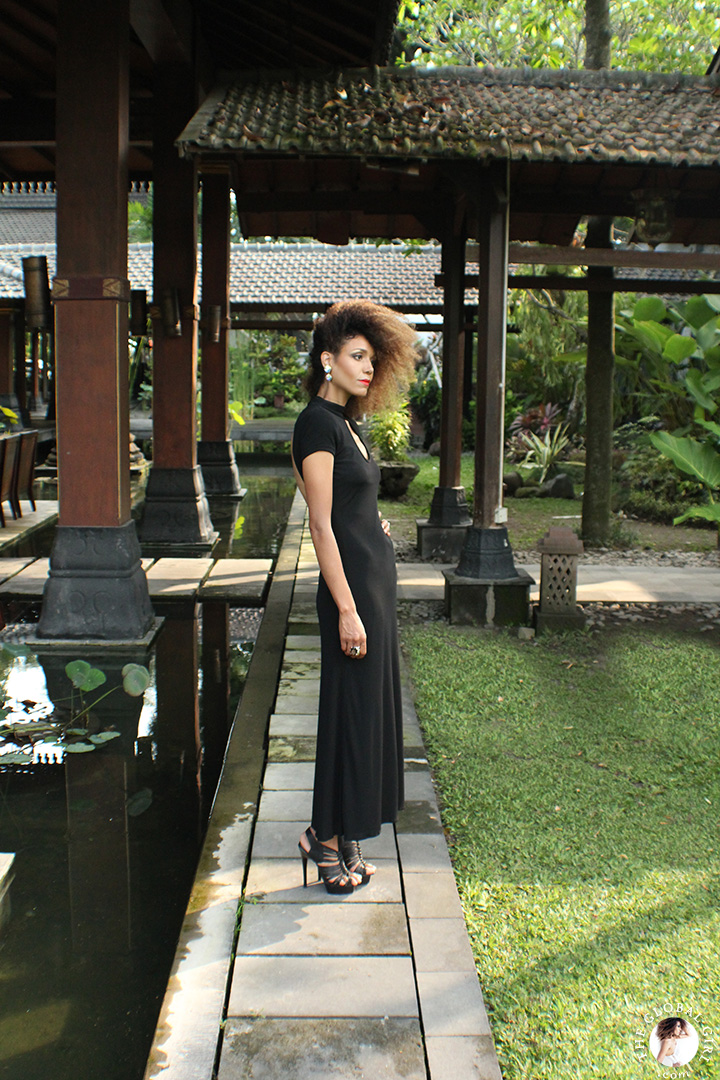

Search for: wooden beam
xmin=437 ymin=273 xmax=720 ymax=294
xmin=501 ymin=244 xmax=720 ymax=270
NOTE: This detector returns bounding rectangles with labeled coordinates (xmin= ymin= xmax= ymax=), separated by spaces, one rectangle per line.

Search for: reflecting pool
xmin=0 ymin=462 xmax=296 ymax=1080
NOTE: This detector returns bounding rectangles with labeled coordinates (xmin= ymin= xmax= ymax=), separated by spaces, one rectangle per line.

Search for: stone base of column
xmin=139 ymin=466 xmax=218 ymax=548
xmin=197 ymin=440 xmax=245 ymax=498
xmin=443 ymin=569 xmax=534 ymax=627
xmin=37 ymin=521 xmax=156 ymax=640
xmin=456 ymin=525 xmax=520 ymax=579
xmin=416 ymin=486 xmax=473 ymax=559
xmin=416 ymin=520 xmax=470 ymax=561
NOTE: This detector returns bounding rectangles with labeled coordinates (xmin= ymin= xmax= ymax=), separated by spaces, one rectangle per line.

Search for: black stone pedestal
xmin=37 ymin=521 xmax=155 ymax=640
xmin=416 ymin=486 xmax=472 ymax=560
xmin=416 ymin=520 xmax=470 ymax=561
xmin=139 ymin=466 xmax=218 ymax=548
xmin=444 ymin=570 xmax=534 ymax=626
xmin=444 ymin=525 xmax=535 ymax=626
xmin=197 ymin=440 xmax=245 ymax=498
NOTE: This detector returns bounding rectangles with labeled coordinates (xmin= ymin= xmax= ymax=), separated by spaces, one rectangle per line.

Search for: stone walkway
xmin=216 ymin=526 xmax=501 ymax=1079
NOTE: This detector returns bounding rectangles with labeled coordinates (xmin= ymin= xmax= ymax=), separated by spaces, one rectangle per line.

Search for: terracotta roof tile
xmin=178 ymin=66 xmax=720 ymax=167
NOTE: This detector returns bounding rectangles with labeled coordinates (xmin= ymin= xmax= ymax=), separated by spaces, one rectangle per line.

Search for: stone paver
xmin=403 ymin=872 xmax=465 ymax=919
xmin=397 ymin=833 xmax=454 ymax=873
xmin=268 ymin=713 xmax=318 ymax=736
xmin=200 ymin=557 xmax=272 ymax=602
xmin=229 ymin=956 xmax=418 ymax=1017
xmin=219 ymin=1017 xmax=426 ymax=1080
xmin=408 ymin=918 xmax=477 ymax=973
xmin=245 ymin=858 xmax=402 ymax=904
xmin=262 ymin=762 xmax=315 ymax=790
xmin=257 ymin=789 xmax=313 ymax=821
xmin=145 ymin=557 xmax=214 ymax=597
xmin=273 ymin=694 xmax=319 ymax=714
xmin=416 ymin=972 xmax=493 ymax=1037
xmin=425 ymin=1036 xmax=503 ymax=1080
xmin=251 ymin=820 xmax=395 ymax=861
xmin=237 ymin=901 xmax=409 ymax=955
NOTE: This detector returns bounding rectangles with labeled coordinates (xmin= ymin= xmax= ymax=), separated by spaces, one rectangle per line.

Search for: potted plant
xmin=369 ymin=405 xmax=419 ymax=498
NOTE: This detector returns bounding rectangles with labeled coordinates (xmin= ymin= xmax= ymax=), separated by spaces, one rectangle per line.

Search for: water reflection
xmin=0 ymin=603 xmax=254 ymax=1080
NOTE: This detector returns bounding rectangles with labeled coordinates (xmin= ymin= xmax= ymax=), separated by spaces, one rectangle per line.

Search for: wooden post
xmin=38 ymin=0 xmax=153 ymax=640
xmin=139 ymin=64 xmax=216 ymax=545
xmin=198 ymin=171 xmax=243 ymax=497
xmin=581 ymin=216 xmax=615 ymax=544
xmin=447 ymin=164 xmax=534 ymax=625
xmin=416 ymin=215 xmax=471 ymax=559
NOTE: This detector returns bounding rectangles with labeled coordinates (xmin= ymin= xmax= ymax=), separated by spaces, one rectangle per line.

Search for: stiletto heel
xmin=298 ymin=828 xmax=354 ymax=894
xmin=341 ymin=840 xmax=376 ymax=885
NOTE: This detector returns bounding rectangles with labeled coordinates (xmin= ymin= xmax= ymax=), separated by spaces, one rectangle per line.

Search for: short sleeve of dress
xmin=292 ymin=402 xmax=341 ymax=479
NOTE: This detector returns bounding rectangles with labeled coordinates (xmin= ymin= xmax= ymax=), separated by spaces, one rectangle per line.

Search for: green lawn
xmin=401 ymin=621 xmax=720 ymax=1079
xmin=380 ymin=454 xmax=717 ymax=552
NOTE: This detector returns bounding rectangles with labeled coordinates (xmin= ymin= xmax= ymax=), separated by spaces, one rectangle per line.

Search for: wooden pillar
xmin=417 ymin=217 xmax=471 ymax=559
xmin=38 ymin=0 xmax=153 ymax=640
xmin=13 ymin=302 xmax=28 ymax=420
xmin=581 ymin=217 xmax=615 ymax=544
xmin=198 ymin=171 xmax=243 ymax=497
xmin=139 ymin=64 xmax=216 ymax=546
xmin=446 ymin=164 xmax=532 ymax=625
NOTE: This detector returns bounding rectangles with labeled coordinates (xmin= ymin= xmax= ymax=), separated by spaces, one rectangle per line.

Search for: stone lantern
xmin=534 ymin=526 xmax=585 ymax=632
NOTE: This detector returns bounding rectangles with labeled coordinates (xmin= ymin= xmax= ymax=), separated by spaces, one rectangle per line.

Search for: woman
xmin=291 ymin=300 xmax=416 ymax=893
xmin=655 ymin=1017 xmax=690 ymax=1066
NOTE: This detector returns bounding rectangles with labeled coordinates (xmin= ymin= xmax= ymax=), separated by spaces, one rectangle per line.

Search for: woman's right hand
xmin=339 ymin=609 xmax=367 ymax=659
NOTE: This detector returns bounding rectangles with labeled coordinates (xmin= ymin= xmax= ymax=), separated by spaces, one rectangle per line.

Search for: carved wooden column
xmin=197 ymin=171 xmax=243 ymax=497
xmin=139 ymin=64 xmax=216 ymax=547
xmin=0 ymin=305 xmax=15 ymax=413
xmin=416 ymin=216 xmax=471 ymax=559
xmin=445 ymin=164 xmax=533 ymax=626
xmin=38 ymin=0 xmax=153 ymax=640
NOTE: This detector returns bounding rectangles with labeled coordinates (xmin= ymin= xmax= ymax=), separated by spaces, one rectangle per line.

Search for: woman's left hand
xmin=379 ymin=515 xmax=391 ymax=537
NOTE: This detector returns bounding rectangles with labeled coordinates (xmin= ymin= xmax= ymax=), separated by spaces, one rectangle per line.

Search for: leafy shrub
xmin=616 ymin=441 xmax=707 ymax=523
xmin=369 ymin=406 xmax=411 ymax=461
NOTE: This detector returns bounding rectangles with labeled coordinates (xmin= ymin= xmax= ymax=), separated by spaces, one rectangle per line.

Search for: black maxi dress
xmin=292 ymin=395 xmax=404 ymax=842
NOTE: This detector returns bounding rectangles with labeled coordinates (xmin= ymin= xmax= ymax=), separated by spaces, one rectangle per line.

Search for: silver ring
xmin=349 ymin=645 xmax=360 ymax=657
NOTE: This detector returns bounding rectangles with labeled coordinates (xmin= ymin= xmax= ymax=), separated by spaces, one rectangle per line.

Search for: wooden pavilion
xmin=1 ymin=2 xmax=720 ymax=635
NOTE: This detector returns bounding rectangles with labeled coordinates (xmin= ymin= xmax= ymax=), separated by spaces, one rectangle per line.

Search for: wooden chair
xmin=0 ymin=434 xmax=20 ymax=527
xmin=12 ymin=429 xmax=38 ymax=518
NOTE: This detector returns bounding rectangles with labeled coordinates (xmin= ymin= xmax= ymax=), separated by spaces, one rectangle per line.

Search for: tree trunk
xmin=584 ymin=0 xmax=611 ymax=69
xmin=582 ymin=217 xmax=615 ymax=544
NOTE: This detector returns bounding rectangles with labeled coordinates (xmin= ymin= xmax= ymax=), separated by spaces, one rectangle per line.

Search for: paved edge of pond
xmin=142 ymin=489 xmax=307 ymax=1080
xmin=144 ymin=490 xmax=503 ymax=1080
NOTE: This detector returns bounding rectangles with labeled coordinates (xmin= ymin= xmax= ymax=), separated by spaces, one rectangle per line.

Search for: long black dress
xmin=292 ymin=395 xmax=404 ymax=842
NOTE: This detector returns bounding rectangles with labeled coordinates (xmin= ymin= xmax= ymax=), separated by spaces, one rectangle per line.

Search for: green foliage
xmin=649 ymin=431 xmax=720 ymax=528
xmin=0 ymin=404 xmax=19 ymax=432
xmin=369 ymin=405 xmax=412 ymax=461
xmin=616 ymin=440 xmax=707 ymax=523
xmin=520 ymin=424 xmax=570 ymax=483
xmin=128 ymin=188 xmax=153 ymax=242
xmin=229 ymin=329 xmax=306 ymax=414
xmin=396 ymin=0 xmax=720 ymax=74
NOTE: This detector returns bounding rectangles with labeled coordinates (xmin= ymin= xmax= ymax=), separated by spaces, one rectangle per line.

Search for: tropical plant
xmin=0 ymin=405 xmax=18 ymax=432
xmin=648 ymin=429 xmax=720 ymax=536
xmin=0 ymin=654 xmax=150 ymax=761
xmin=369 ymin=405 xmax=412 ymax=461
xmin=520 ymin=423 xmax=571 ymax=483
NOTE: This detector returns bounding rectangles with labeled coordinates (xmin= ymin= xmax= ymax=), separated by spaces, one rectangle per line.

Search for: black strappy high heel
xmin=341 ymin=840 xmax=376 ymax=885
xmin=298 ymin=828 xmax=355 ymax=894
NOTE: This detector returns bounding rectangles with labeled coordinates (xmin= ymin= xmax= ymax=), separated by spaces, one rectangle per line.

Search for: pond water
xmin=0 ymin=462 xmax=296 ymax=1080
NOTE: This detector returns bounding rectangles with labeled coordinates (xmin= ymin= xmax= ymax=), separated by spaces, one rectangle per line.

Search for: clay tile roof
xmin=0 ymin=241 xmax=447 ymax=310
xmin=178 ymin=65 xmax=720 ymax=167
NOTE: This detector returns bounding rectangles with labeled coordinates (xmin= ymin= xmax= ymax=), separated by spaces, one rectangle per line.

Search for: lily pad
xmin=88 ymin=731 xmax=121 ymax=745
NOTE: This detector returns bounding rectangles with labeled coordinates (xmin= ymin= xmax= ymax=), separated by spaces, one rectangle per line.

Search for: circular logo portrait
xmin=650 ymin=1017 xmax=699 ymax=1068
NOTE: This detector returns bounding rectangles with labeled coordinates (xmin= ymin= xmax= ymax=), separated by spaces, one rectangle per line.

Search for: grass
xmin=401 ymin=621 xmax=720 ymax=1079
xmin=379 ymin=454 xmax=717 ymax=552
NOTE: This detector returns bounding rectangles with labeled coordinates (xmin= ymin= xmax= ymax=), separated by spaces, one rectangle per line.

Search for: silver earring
xmin=323 ymin=364 xmax=332 ymax=382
